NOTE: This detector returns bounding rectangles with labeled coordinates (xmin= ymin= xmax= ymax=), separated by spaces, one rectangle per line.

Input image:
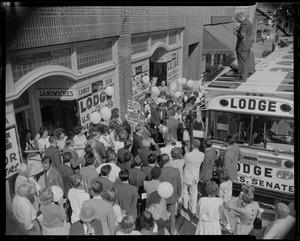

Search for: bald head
xmin=17 ymin=184 xmax=31 ymax=197
xmin=235 ymin=12 xmax=246 ymax=23
xmin=165 ymin=135 xmax=172 ymax=144
xmin=276 ymin=202 xmax=290 ymax=218
xmin=192 ymin=138 xmax=201 ymax=149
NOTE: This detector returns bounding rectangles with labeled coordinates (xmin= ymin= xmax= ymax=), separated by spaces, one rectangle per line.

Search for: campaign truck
xmin=202 ymin=41 xmax=294 ymax=202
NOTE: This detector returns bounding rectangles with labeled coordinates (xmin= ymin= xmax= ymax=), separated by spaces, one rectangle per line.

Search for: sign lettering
xmin=38 ymin=89 xmax=76 ymax=99
xmin=230 ymin=98 xmax=276 ymax=112
xmin=6 ymin=127 xmax=21 ymax=180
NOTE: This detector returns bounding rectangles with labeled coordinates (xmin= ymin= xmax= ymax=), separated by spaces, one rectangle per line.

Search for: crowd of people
xmin=9 ymin=80 xmax=295 ymax=237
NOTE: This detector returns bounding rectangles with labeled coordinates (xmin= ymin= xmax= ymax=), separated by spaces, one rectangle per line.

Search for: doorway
xmin=39 ymin=99 xmax=79 ymax=134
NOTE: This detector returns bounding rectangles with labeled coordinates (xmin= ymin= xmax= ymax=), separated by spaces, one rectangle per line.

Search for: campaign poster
xmin=6 ymin=126 xmax=21 ymax=180
xmin=79 ymin=88 xmax=115 ymax=132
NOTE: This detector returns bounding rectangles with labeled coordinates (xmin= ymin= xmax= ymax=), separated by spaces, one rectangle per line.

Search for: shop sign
xmin=77 ymin=85 xmax=92 ymax=99
xmin=79 ymin=88 xmax=115 ymax=132
xmin=167 ymin=59 xmax=179 ymax=82
xmin=91 ymin=77 xmax=113 ymax=93
xmin=37 ymin=89 xmax=77 ymax=100
xmin=150 ymin=56 xmax=169 ymax=62
xmin=6 ymin=126 xmax=21 ymax=180
xmin=6 ymin=112 xmax=15 ymax=129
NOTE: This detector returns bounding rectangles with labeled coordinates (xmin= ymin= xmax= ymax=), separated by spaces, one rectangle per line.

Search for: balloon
xmin=169 ymin=81 xmax=177 ymax=92
xmin=151 ymin=86 xmax=160 ymax=95
xmin=174 ymin=90 xmax=181 ymax=99
xmin=157 ymin=182 xmax=174 ymax=199
xmin=100 ymin=106 xmax=112 ymax=121
xmin=90 ymin=111 xmax=101 ymax=124
xmin=187 ymin=79 xmax=194 ymax=88
xmin=183 ymin=95 xmax=188 ymax=102
xmin=151 ymin=92 xmax=159 ymax=100
xmin=181 ymin=78 xmax=187 ymax=85
xmin=105 ymin=86 xmax=114 ymax=96
xmin=159 ymin=125 xmax=169 ymax=134
xmin=143 ymin=76 xmax=150 ymax=84
xmin=51 ymin=185 xmax=63 ymax=202
xmin=177 ymin=78 xmax=183 ymax=84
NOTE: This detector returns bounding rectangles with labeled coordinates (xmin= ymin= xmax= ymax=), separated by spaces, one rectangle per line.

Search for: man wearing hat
xmin=69 ymin=206 xmax=103 ymax=235
xmin=137 ymin=138 xmax=161 ymax=167
xmin=144 ymin=166 xmax=161 ymax=197
xmin=263 ymin=202 xmax=295 ymax=239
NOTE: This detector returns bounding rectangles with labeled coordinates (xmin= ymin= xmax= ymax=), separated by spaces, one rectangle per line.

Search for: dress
xmin=67 ymin=188 xmax=90 ymax=224
xmin=195 ymin=197 xmax=223 ymax=235
xmin=73 ymin=134 xmax=87 ymax=158
xmin=37 ymin=137 xmax=50 ymax=151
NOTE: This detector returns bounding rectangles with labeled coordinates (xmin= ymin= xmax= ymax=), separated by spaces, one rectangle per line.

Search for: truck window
xmin=207 ymin=110 xmax=294 ymax=153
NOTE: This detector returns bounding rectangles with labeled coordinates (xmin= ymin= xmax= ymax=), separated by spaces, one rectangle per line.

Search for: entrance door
xmin=150 ymin=62 xmax=167 ymax=87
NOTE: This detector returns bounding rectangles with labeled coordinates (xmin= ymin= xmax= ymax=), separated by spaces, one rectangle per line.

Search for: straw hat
xmin=79 ymin=206 xmax=97 ymax=223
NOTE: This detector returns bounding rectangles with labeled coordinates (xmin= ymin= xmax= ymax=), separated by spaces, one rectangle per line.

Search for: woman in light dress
xmin=36 ymin=126 xmax=50 ymax=154
xmin=195 ymin=180 xmax=223 ymax=235
xmin=224 ymin=186 xmax=260 ymax=235
xmin=72 ymin=125 xmax=87 ymax=158
xmin=54 ymin=128 xmax=68 ymax=152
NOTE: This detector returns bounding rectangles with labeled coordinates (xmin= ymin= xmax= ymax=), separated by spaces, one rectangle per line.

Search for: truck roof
xmin=204 ymin=43 xmax=294 ymax=100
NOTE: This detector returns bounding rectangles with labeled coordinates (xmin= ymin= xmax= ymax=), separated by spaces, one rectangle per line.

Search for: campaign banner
xmin=132 ymin=71 xmax=150 ymax=102
xmin=127 ymin=100 xmax=141 ymax=124
xmin=167 ymin=58 xmax=179 ymax=83
xmin=6 ymin=126 xmax=21 ymax=180
xmin=79 ymin=88 xmax=115 ymax=132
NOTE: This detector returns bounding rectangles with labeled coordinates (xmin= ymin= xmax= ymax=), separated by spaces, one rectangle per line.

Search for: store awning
xmin=203 ymin=22 xmax=237 ymax=54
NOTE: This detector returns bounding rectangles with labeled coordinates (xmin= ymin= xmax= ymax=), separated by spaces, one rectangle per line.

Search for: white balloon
xmin=90 ymin=111 xmax=101 ymax=124
xmin=183 ymin=95 xmax=188 ymax=102
xmin=181 ymin=78 xmax=187 ymax=85
xmin=151 ymin=86 xmax=160 ymax=95
xmin=177 ymin=78 xmax=183 ymax=84
xmin=51 ymin=185 xmax=63 ymax=202
xmin=100 ymin=106 xmax=112 ymax=121
xmin=187 ymin=79 xmax=194 ymax=88
xmin=174 ymin=91 xmax=181 ymax=99
xmin=105 ymin=86 xmax=114 ymax=96
xmin=143 ymin=76 xmax=150 ymax=84
xmin=157 ymin=182 xmax=174 ymax=199
xmin=169 ymin=81 xmax=177 ymax=92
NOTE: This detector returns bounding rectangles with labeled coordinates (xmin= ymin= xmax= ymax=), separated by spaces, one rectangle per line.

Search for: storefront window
xmin=11 ymin=48 xmax=72 ymax=83
xmin=77 ymin=40 xmax=113 ymax=69
xmin=169 ymin=30 xmax=177 ymax=45
xmin=207 ymin=110 xmax=294 ymax=153
xmin=131 ymin=34 xmax=148 ymax=55
xmin=151 ymin=31 xmax=167 ymax=46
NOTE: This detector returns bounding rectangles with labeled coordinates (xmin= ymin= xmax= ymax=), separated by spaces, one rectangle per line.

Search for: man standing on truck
xmin=234 ymin=12 xmax=253 ymax=81
xmin=222 ymin=135 xmax=242 ymax=182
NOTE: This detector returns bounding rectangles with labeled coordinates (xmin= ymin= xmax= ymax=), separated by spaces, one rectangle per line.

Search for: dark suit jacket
xmin=131 ymin=133 xmax=143 ymax=157
xmin=138 ymin=146 xmax=161 ymax=167
xmin=166 ymin=117 xmax=179 ymax=141
xmin=158 ymin=109 xmax=168 ymax=123
xmin=44 ymin=145 xmax=61 ymax=170
xmin=141 ymin=165 xmax=155 ymax=181
xmin=117 ymin=147 xmax=130 ymax=164
xmin=236 ymin=18 xmax=253 ymax=52
xmin=94 ymin=139 xmax=106 ymax=164
xmin=93 ymin=176 xmax=114 ymax=192
xmin=199 ymin=147 xmax=217 ymax=181
xmin=69 ymin=219 xmax=103 ymax=235
xmin=43 ymin=166 xmax=65 ymax=193
xmin=159 ymin=166 xmax=182 ymax=205
xmin=129 ymin=167 xmax=147 ymax=191
xmin=113 ymin=182 xmax=139 ymax=219
xmin=122 ymin=120 xmax=132 ymax=136
xmin=59 ymin=164 xmax=75 ymax=197
xmin=151 ymin=107 xmax=161 ymax=127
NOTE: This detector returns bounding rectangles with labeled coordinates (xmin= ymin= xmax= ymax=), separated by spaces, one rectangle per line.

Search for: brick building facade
xmin=5 ymin=6 xmax=237 ymax=208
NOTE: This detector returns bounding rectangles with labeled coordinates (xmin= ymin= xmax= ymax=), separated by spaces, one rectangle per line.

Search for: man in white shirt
xmin=263 ymin=202 xmax=295 ymax=239
xmin=12 ymin=184 xmax=41 ymax=235
xmin=96 ymin=149 xmax=121 ymax=183
xmin=182 ymin=138 xmax=204 ymax=216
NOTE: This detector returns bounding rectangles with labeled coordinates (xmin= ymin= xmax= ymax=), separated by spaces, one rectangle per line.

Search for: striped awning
xmin=203 ymin=22 xmax=237 ymax=54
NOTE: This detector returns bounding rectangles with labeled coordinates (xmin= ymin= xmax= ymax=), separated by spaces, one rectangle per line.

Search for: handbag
xmin=253 ymin=217 xmax=262 ymax=229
